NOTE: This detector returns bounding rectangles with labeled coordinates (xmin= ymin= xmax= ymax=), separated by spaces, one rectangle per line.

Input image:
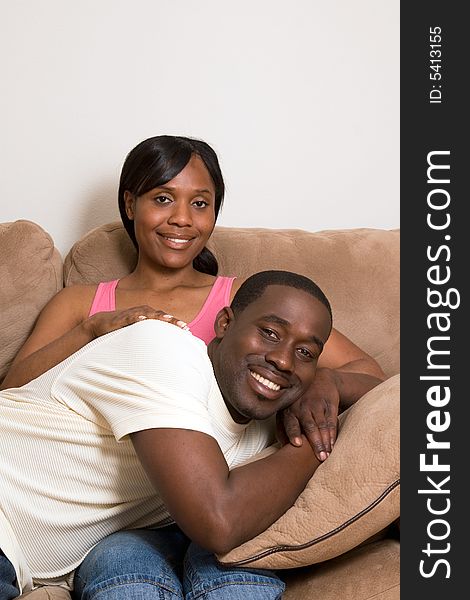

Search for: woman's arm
xmin=1 ymin=286 xmax=92 ymax=389
xmin=318 ymin=327 xmax=386 ymax=379
xmin=1 ymin=286 xmax=186 ymax=390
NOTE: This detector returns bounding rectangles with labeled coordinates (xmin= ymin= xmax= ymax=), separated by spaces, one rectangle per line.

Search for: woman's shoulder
xmin=47 ymin=283 xmax=100 ymax=313
xmin=228 ymin=276 xmax=245 ymax=301
xmin=28 ymin=283 xmax=102 ymax=336
xmin=57 ymin=282 xmax=100 ymax=297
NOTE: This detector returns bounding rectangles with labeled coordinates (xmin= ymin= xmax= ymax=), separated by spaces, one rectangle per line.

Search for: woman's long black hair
xmin=118 ymin=135 xmax=225 ymax=275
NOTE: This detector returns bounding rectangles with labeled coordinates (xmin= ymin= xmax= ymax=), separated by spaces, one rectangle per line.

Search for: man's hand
xmin=278 ymin=364 xmax=385 ymax=461
xmin=277 ymin=367 xmax=340 ymax=461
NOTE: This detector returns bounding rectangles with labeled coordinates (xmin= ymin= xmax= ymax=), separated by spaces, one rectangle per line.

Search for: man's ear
xmin=124 ymin=191 xmax=135 ymax=220
xmin=213 ymin=307 xmax=235 ymax=339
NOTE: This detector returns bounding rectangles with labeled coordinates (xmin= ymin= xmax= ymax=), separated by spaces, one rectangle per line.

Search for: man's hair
xmin=231 ymin=270 xmax=332 ymax=322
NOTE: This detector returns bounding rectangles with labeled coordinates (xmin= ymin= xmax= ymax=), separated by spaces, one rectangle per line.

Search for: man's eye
xmin=260 ymin=328 xmax=279 ymax=340
xmin=297 ymin=347 xmax=314 ymax=360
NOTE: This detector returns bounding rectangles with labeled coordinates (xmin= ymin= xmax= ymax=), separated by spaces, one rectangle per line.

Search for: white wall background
xmin=0 ymin=0 xmax=399 ymax=258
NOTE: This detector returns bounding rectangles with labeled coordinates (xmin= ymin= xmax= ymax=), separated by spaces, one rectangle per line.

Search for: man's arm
xmin=131 ymin=427 xmax=318 ymax=555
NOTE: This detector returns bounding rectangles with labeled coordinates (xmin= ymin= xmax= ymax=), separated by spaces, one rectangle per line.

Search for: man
xmin=0 ymin=270 xmax=333 ymax=599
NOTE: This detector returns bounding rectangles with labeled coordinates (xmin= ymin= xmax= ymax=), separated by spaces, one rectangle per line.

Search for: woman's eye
xmin=192 ymin=200 xmax=209 ymax=208
xmin=155 ymin=195 xmax=172 ymax=204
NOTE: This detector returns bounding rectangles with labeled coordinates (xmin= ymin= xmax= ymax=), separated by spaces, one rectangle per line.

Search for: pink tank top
xmin=88 ymin=276 xmax=236 ymax=345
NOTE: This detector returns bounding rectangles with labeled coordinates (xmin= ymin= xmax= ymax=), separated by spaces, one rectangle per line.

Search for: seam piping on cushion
xmin=220 ymin=478 xmax=400 ymax=566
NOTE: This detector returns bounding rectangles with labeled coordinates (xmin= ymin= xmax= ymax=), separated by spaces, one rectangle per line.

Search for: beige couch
xmin=0 ymin=220 xmax=400 ymax=600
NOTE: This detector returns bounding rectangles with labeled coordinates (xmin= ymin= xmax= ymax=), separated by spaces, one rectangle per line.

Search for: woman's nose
xmin=168 ymin=201 xmax=192 ymax=227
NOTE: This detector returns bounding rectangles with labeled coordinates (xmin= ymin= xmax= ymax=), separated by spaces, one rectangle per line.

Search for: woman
xmin=2 ymin=135 xmax=385 ymax=599
xmin=2 ymin=135 xmax=385 ymax=455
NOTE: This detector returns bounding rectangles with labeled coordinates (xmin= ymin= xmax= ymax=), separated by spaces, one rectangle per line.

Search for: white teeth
xmin=249 ymin=371 xmax=281 ymax=391
xmin=165 ymin=237 xmax=191 ymax=244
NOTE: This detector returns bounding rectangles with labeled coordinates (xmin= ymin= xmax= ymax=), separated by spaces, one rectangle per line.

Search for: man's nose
xmin=168 ymin=201 xmax=192 ymax=227
xmin=265 ymin=344 xmax=294 ymax=374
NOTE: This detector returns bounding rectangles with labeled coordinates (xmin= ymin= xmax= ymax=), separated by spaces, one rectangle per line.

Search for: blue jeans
xmin=73 ymin=527 xmax=285 ymax=599
xmin=0 ymin=550 xmax=20 ymax=600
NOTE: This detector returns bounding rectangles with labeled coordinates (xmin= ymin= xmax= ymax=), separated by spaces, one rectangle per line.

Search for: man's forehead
xmin=258 ymin=314 xmax=290 ymax=326
xmin=246 ymin=285 xmax=329 ymax=324
xmin=250 ymin=285 xmax=316 ymax=310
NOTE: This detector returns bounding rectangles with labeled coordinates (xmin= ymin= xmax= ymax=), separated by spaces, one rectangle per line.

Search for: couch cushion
xmin=63 ymin=222 xmax=137 ymax=286
xmin=282 ymin=538 xmax=400 ymax=600
xmin=216 ymin=374 xmax=400 ymax=569
xmin=19 ymin=586 xmax=71 ymax=599
xmin=0 ymin=221 xmax=63 ymax=383
xmin=63 ymin=223 xmax=399 ymax=377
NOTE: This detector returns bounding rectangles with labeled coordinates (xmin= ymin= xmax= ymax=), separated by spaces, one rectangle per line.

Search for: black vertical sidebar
xmin=401 ymin=2 xmax=466 ymax=597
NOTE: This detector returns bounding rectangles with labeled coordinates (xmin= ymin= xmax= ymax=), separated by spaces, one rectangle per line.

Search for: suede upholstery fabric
xmin=2 ymin=220 xmax=399 ymax=600
xmin=63 ymin=222 xmax=137 ymax=286
xmin=0 ymin=221 xmax=62 ymax=383
xmin=282 ymin=538 xmax=400 ymax=600
xmin=19 ymin=588 xmax=71 ymax=600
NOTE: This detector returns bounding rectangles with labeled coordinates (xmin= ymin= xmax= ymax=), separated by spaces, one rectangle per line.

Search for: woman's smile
xmin=157 ymin=232 xmax=196 ymax=250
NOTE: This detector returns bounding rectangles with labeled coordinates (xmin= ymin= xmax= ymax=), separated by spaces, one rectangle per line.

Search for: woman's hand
xmin=1 ymin=305 xmax=190 ymax=391
xmin=84 ymin=305 xmax=190 ymax=339
xmin=277 ymin=368 xmax=339 ymax=461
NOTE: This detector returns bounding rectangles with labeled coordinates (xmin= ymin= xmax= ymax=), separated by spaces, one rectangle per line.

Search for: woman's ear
xmin=213 ymin=307 xmax=234 ymax=339
xmin=124 ymin=191 xmax=135 ymax=220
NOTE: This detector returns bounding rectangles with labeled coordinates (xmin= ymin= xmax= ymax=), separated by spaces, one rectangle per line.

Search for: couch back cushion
xmin=64 ymin=223 xmax=399 ymax=377
xmin=0 ymin=220 xmax=63 ymax=383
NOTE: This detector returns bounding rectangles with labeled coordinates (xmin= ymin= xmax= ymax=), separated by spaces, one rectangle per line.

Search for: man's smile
xmin=249 ymin=370 xmax=281 ymax=391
